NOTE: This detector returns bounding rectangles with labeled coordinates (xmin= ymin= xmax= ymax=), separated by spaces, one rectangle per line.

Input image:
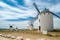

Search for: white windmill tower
xmin=33 ymin=3 xmax=60 ymax=32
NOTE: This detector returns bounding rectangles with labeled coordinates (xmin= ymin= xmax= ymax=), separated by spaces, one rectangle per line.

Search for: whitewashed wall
xmin=40 ymin=13 xmax=53 ymax=32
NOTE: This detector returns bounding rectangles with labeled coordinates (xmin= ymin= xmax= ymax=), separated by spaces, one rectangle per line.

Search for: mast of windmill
xmin=33 ymin=3 xmax=60 ymax=32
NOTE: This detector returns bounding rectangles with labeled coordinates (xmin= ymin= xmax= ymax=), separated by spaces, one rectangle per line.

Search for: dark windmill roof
xmin=41 ymin=8 xmax=52 ymax=13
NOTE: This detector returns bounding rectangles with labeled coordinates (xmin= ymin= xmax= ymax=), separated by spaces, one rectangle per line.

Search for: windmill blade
xmin=51 ymin=13 xmax=60 ymax=18
xmin=33 ymin=3 xmax=40 ymax=13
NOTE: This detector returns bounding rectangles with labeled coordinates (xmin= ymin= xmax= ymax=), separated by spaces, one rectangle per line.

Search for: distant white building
xmin=9 ymin=25 xmax=14 ymax=31
xmin=15 ymin=27 xmax=18 ymax=31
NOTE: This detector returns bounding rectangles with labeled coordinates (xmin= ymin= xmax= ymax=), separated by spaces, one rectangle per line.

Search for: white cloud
xmin=54 ymin=18 xmax=60 ymax=29
xmin=49 ymin=3 xmax=60 ymax=12
xmin=24 ymin=0 xmax=33 ymax=6
xmin=10 ymin=0 xmax=18 ymax=3
xmin=0 ymin=2 xmax=27 ymax=13
xmin=0 ymin=2 xmax=37 ymax=21
xmin=10 ymin=0 xmax=29 ymax=10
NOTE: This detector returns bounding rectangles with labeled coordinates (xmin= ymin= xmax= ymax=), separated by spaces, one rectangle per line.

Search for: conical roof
xmin=41 ymin=8 xmax=52 ymax=13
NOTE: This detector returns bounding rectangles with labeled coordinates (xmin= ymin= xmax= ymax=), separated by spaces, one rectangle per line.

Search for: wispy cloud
xmin=49 ymin=3 xmax=60 ymax=12
xmin=0 ymin=1 xmax=37 ymax=21
xmin=0 ymin=0 xmax=60 ymax=21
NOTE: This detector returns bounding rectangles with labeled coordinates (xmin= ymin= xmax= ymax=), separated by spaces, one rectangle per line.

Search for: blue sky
xmin=0 ymin=0 xmax=60 ymax=29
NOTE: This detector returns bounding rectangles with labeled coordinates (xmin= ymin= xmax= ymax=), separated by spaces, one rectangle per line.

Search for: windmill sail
xmin=28 ymin=3 xmax=40 ymax=27
xmin=33 ymin=3 xmax=40 ymax=13
xmin=51 ymin=13 xmax=60 ymax=18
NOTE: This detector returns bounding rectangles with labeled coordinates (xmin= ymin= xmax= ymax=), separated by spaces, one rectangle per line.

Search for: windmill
xmin=33 ymin=3 xmax=60 ymax=32
xmin=28 ymin=7 xmax=40 ymax=30
xmin=9 ymin=24 xmax=14 ymax=31
xmin=15 ymin=27 xmax=18 ymax=31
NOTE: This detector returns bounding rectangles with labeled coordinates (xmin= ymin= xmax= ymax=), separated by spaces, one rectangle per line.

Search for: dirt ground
xmin=0 ymin=30 xmax=60 ymax=40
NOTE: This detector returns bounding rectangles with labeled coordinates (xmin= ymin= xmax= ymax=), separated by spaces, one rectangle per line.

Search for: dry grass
xmin=0 ymin=29 xmax=60 ymax=40
xmin=0 ymin=29 xmax=60 ymax=37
